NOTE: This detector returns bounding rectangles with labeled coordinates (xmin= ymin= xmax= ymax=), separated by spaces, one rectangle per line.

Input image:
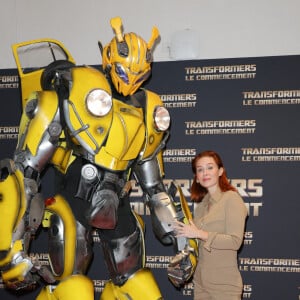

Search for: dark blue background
xmin=0 ymin=55 xmax=299 ymax=299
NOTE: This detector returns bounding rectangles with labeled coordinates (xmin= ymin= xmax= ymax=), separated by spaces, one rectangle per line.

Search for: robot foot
xmin=36 ymin=274 xmax=94 ymax=300
xmin=100 ymin=268 xmax=163 ymax=300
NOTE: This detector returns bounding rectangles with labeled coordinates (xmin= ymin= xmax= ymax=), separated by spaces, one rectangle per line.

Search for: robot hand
xmin=167 ymin=184 xmax=198 ymax=287
xmin=1 ymin=249 xmax=56 ymax=291
xmin=167 ymin=244 xmax=198 ymax=287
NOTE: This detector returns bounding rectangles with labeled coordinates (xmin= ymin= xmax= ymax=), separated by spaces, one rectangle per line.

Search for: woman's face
xmin=195 ymin=156 xmax=223 ymax=193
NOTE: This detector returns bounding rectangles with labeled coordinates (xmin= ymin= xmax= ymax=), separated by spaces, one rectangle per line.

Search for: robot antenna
xmin=110 ymin=17 xmax=124 ymax=42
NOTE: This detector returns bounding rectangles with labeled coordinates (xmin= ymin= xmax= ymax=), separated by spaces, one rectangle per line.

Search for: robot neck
xmin=108 ymin=76 xmax=143 ymax=107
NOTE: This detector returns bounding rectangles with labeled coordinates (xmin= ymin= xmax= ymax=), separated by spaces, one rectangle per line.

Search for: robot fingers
xmin=167 ymin=245 xmax=198 ymax=287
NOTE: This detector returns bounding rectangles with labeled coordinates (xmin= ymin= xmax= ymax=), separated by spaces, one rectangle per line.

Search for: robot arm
xmin=133 ymin=155 xmax=198 ymax=287
xmin=0 ymin=159 xmax=55 ymax=290
xmin=0 ymin=93 xmax=61 ymax=290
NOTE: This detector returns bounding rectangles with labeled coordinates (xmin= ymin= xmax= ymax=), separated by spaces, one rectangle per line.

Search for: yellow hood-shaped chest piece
xmin=64 ymin=67 xmax=165 ymax=171
xmin=15 ymin=62 xmax=167 ymax=174
xmin=93 ymin=90 xmax=165 ymax=171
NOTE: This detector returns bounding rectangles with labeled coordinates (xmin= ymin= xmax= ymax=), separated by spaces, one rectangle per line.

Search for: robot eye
xmin=135 ymin=70 xmax=151 ymax=84
xmin=115 ymin=63 xmax=129 ymax=84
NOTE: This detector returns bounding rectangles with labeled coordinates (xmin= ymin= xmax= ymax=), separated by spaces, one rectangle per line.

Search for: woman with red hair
xmin=173 ymin=150 xmax=247 ymax=300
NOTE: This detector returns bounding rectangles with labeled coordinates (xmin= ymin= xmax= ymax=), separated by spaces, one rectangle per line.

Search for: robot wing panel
xmin=12 ymin=39 xmax=75 ymax=109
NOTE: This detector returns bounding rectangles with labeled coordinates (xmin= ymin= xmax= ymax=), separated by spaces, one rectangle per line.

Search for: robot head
xmin=102 ymin=17 xmax=160 ymax=96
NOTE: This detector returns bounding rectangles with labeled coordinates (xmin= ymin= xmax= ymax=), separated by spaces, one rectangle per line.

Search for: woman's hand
xmin=172 ymin=219 xmax=208 ymax=241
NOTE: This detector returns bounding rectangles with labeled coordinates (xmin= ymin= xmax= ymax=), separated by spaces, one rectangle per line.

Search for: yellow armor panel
xmin=65 ymin=66 xmax=112 ymax=153
xmin=94 ymin=100 xmax=146 ymax=170
xmin=36 ymin=274 xmax=94 ymax=300
xmin=92 ymin=90 xmax=166 ymax=171
xmin=50 ymin=146 xmax=74 ymax=174
xmin=132 ymin=210 xmax=146 ymax=267
xmin=18 ymin=71 xmax=45 ymax=109
xmin=18 ymin=91 xmax=59 ymax=156
xmin=0 ymin=165 xmax=26 ymax=252
xmin=1 ymin=259 xmax=30 ymax=284
xmin=141 ymin=90 xmax=165 ymax=159
xmin=104 ymin=100 xmax=145 ymax=159
xmin=156 ymin=151 xmax=165 ymax=178
xmin=0 ymin=240 xmax=23 ymax=267
xmin=101 ymin=268 xmax=162 ymax=300
xmin=43 ymin=195 xmax=76 ymax=280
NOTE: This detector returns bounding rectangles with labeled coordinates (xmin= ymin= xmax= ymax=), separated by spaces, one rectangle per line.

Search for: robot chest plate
xmin=65 ymin=97 xmax=146 ymax=170
xmin=101 ymin=101 xmax=146 ymax=163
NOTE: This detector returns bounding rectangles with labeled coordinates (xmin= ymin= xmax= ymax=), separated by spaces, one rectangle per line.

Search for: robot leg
xmin=42 ymin=194 xmax=94 ymax=298
xmin=77 ymin=164 xmax=125 ymax=230
xmin=0 ymin=159 xmax=26 ymax=255
xmin=98 ymin=197 xmax=162 ymax=299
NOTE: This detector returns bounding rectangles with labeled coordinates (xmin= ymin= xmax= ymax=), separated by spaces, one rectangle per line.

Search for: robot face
xmin=103 ymin=33 xmax=152 ymax=96
xmin=101 ymin=17 xmax=160 ymax=97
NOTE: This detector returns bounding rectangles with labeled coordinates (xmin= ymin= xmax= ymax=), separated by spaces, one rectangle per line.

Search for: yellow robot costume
xmin=0 ymin=17 xmax=198 ymax=300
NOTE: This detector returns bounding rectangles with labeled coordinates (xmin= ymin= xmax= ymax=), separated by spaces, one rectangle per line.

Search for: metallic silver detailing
xmin=88 ymin=171 xmax=124 ymax=228
xmin=134 ymin=159 xmax=162 ymax=189
xmin=48 ymin=121 xmax=62 ymax=139
xmin=63 ymin=99 xmax=101 ymax=155
xmin=14 ymin=109 xmax=62 ymax=173
xmin=90 ymin=189 xmax=119 ymax=229
xmin=48 ymin=213 xmax=64 ymax=276
xmin=148 ymin=192 xmax=177 ymax=238
xmin=28 ymin=193 xmax=45 ymax=232
xmin=48 ymin=214 xmax=92 ymax=277
xmin=74 ymin=222 xmax=93 ymax=274
xmin=25 ymin=99 xmax=38 ymax=119
xmin=81 ymin=164 xmax=98 ymax=183
xmin=24 ymin=178 xmax=38 ymax=196
xmin=100 ymin=226 xmax=143 ymax=286
xmin=133 ymin=156 xmax=177 ymax=244
xmin=11 ymin=219 xmax=25 ymax=243
xmin=103 ymin=171 xmax=123 ymax=185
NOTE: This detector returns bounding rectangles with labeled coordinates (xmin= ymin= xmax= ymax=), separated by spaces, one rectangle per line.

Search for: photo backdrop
xmin=0 ymin=55 xmax=299 ymax=299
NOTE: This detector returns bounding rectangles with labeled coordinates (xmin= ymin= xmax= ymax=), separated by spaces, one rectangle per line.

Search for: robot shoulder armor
xmin=143 ymin=89 xmax=163 ymax=106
